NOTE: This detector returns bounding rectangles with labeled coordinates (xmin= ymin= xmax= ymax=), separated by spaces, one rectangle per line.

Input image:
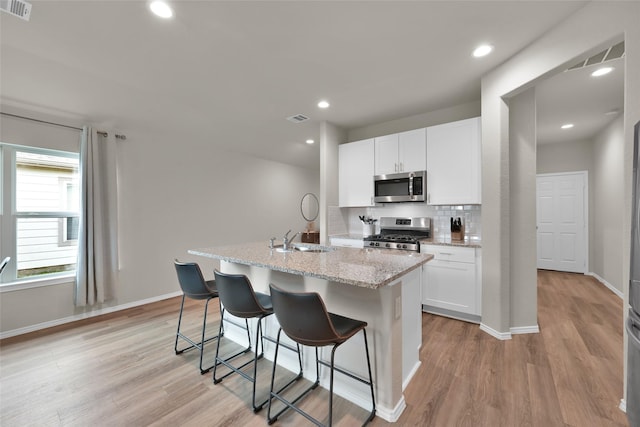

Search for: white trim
xmin=586 ymin=272 xmax=624 ymax=299
xmin=479 ymin=323 xmax=512 ymax=340
xmin=0 ymin=291 xmax=182 ymax=339
xmin=619 ymin=398 xmax=626 ymax=413
xmin=0 ymin=273 xmax=75 ymax=293
xmin=402 ymin=360 xmax=422 ymax=391
xmin=510 ymin=325 xmax=540 ymax=334
xmin=374 ymin=395 xmax=407 ymax=423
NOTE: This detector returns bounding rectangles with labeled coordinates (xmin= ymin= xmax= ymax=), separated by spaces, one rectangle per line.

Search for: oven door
xmin=374 ymin=171 xmax=426 ymax=203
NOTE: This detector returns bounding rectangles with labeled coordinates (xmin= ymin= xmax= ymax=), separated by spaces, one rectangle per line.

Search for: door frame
xmin=536 ymin=171 xmax=589 ymax=274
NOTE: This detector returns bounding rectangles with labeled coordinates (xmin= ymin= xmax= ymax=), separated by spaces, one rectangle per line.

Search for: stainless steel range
xmin=364 ymin=217 xmax=431 ymax=252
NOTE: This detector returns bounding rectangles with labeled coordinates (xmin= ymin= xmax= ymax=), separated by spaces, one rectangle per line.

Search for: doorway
xmin=536 ymin=171 xmax=588 ymax=273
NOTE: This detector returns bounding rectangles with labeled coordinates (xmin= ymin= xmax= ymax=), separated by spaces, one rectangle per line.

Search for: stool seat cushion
xmin=329 ymin=312 xmax=367 ymax=342
xmin=255 ymin=292 xmax=273 ymax=311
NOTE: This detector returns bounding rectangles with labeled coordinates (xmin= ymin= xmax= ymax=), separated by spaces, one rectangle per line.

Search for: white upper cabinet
xmin=426 ymin=117 xmax=481 ymax=205
xmin=339 ymin=138 xmax=375 ymax=207
xmin=374 ymin=134 xmax=399 ymax=175
xmin=374 ymin=128 xmax=427 ymax=176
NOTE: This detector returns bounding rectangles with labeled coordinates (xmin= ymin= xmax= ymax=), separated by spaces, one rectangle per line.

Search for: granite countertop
xmin=420 ymin=237 xmax=482 ymax=248
xmin=189 ymin=241 xmax=432 ymax=289
xmin=330 ymin=234 xmax=482 ymax=248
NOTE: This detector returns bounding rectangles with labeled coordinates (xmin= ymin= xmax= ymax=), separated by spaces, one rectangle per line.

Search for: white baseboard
xmin=620 ymin=398 xmax=626 ymax=413
xmin=586 ymin=272 xmax=624 ymax=299
xmin=0 ymin=291 xmax=183 ymax=340
xmin=479 ymin=323 xmax=512 ymax=340
xmin=403 ymin=360 xmax=422 ymax=391
xmin=510 ymin=325 xmax=540 ymax=335
xmin=374 ymin=396 xmax=407 ymax=423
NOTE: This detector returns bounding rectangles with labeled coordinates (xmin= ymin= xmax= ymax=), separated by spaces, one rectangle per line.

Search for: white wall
xmin=592 ymin=115 xmax=625 ymax=292
xmin=0 ymin=110 xmax=319 ymax=334
xmin=347 ymin=100 xmax=480 ymax=142
xmin=537 ymin=139 xmax=593 ymax=174
xmin=509 ymin=88 xmax=537 ymax=329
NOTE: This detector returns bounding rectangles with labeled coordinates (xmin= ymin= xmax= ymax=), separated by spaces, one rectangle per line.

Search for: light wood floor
xmin=0 ymin=270 xmax=628 ymax=426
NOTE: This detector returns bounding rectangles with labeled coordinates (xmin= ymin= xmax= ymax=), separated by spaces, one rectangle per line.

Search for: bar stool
xmin=173 ymin=259 xmax=224 ymax=374
xmin=267 ymin=284 xmax=376 ymax=426
xmin=213 ymin=270 xmax=303 ymax=413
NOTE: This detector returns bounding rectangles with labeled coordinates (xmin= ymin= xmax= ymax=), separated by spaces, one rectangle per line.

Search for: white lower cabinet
xmin=421 ymin=245 xmax=481 ymax=322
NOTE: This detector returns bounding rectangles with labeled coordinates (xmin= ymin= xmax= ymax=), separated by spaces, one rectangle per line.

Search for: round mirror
xmin=300 ymin=193 xmax=319 ymax=222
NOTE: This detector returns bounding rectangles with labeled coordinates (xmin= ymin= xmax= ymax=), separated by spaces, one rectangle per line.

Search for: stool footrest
xmin=268 ymin=379 xmax=321 ymax=426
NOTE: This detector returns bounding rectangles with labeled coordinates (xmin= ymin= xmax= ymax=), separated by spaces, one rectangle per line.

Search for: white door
xmin=536 ymin=172 xmax=587 ymax=273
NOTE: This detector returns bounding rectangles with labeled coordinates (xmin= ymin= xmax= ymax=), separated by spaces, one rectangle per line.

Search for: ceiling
xmin=1 ymin=1 xmax=622 ymax=169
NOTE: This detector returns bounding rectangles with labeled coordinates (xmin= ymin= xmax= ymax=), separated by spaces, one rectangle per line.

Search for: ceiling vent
xmin=0 ymin=0 xmax=31 ymax=21
xmin=566 ymin=41 xmax=625 ymax=71
xmin=286 ymin=114 xmax=310 ymax=123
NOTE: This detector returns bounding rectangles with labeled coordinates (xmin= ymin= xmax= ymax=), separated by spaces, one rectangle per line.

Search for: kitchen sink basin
xmin=272 ymin=244 xmax=335 ymax=253
xmin=292 ymin=244 xmax=335 ymax=253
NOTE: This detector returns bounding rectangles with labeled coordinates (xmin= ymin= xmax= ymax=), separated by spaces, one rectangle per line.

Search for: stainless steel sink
xmin=292 ymin=244 xmax=335 ymax=253
xmin=272 ymin=244 xmax=335 ymax=253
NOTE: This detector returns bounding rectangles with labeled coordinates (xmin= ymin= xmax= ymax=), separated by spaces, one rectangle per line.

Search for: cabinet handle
xmin=427 ymin=193 xmax=430 ymax=204
xmin=395 ymin=163 xmax=398 ymax=172
xmin=400 ymin=162 xmax=403 ymax=172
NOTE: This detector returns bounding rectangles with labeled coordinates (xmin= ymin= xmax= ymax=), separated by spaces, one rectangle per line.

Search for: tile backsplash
xmin=329 ymin=204 xmax=481 ymax=240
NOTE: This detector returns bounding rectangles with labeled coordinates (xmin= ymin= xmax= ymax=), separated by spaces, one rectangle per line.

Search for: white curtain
xmin=75 ymin=127 xmax=119 ymax=306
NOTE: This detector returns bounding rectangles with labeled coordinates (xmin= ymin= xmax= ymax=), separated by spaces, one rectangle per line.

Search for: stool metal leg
xmin=362 ymin=329 xmax=376 ymax=424
xmin=212 ymin=308 xmax=253 ymax=384
xmin=267 ymin=328 xmax=314 ymax=425
xmin=214 ymin=315 xmax=302 ymax=413
xmin=267 ymin=328 xmax=376 ymax=426
xmin=174 ymin=294 xmax=221 ymax=374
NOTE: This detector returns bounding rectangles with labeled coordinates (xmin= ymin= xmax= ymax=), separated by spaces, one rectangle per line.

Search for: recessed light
xmin=561 ymin=124 xmax=574 ymax=129
xmin=306 ymin=139 xmax=315 ymax=144
xmin=473 ymin=44 xmax=493 ymax=58
xmin=317 ymin=100 xmax=330 ymax=109
xmin=150 ymin=1 xmax=173 ymax=18
xmin=591 ymin=66 xmax=613 ymax=77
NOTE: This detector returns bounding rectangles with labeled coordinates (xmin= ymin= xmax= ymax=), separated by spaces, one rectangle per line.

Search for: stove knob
xmin=375 ymin=242 xmax=380 ymax=247
xmin=385 ymin=243 xmax=391 ymax=248
xmin=402 ymin=244 xmax=407 ymax=249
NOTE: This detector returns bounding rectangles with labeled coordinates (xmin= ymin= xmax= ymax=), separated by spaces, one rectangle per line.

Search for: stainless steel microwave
xmin=374 ymin=170 xmax=427 ymax=203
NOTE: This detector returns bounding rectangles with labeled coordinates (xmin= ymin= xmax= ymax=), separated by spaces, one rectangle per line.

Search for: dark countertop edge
xmin=188 ymin=249 xmax=433 ymax=289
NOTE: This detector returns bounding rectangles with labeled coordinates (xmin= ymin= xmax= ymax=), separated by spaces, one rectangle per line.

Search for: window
xmin=0 ymin=144 xmax=80 ymax=283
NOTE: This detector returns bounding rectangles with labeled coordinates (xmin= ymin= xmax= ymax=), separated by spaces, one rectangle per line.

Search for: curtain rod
xmin=1 ymin=112 xmax=127 ymax=140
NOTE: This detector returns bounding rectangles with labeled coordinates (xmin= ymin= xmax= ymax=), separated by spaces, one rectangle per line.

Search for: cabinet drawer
xmin=421 ymin=245 xmax=475 ymax=263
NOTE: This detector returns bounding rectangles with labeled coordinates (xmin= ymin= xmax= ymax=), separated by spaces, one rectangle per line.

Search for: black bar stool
xmin=267 ymin=284 xmax=376 ymax=426
xmin=213 ymin=270 xmax=303 ymax=413
xmin=173 ymin=259 xmax=224 ymax=374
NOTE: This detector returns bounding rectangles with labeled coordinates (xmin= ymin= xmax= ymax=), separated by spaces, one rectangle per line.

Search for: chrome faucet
xmin=282 ymin=229 xmax=300 ymax=251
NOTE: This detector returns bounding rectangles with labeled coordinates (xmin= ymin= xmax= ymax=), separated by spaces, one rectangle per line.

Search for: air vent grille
xmin=0 ymin=0 xmax=32 ymax=21
xmin=566 ymin=41 xmax=625 ymax=71
xmin=286 ymin=114 xmax=309 ymax=123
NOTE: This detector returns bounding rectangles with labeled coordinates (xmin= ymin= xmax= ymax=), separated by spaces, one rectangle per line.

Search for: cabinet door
xmin=423 ymin=259 xmax=476 ymax=314
xmin=398 ymin=128 xmax=426 ymax=173
xmin=426 ymin=117 xmax=481 ymax=205
xmin=374 ymin=134 xmax=399 ymax=175
xmin=339 ymin=139 xmax=375 ymax=207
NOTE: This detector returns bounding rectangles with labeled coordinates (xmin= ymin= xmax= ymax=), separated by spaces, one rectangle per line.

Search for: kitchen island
xmin=189 ymin=241 xmax=432 ymax=422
